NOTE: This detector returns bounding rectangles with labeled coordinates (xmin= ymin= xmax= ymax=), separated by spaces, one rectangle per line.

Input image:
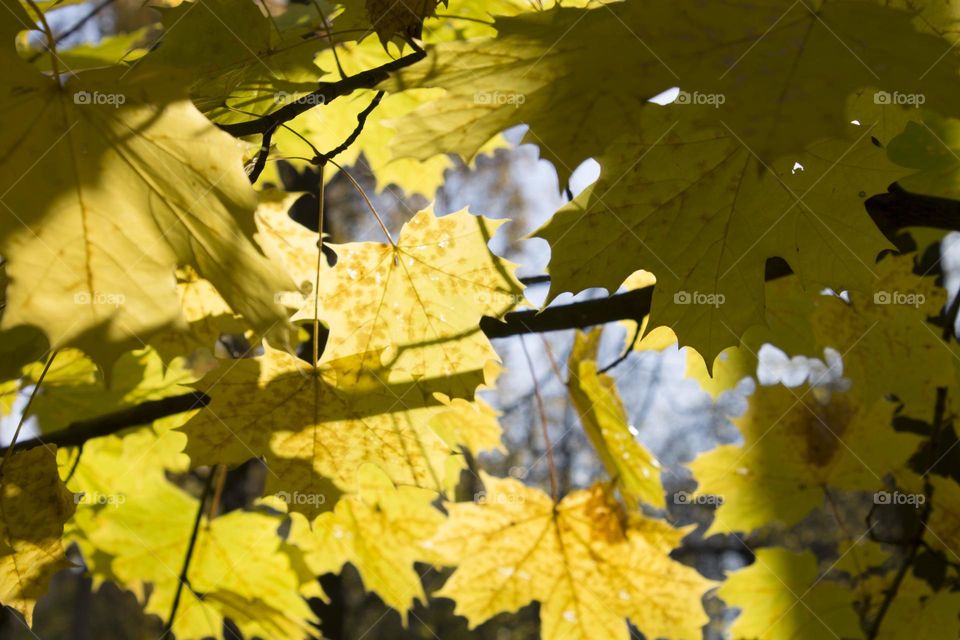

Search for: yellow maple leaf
xmin=0 ymin=447 xmax=75 ymax=625
xmin=691 ymin=385 xmax=922 ymax=534
xmin=301 ymin=207 xmax=523 ymax=397
xmin=0 ymin=47 xmax=293 ymax=364
xmin=288 ymin=464 xmax=444 ymax=620
xmin=718 ymin=548 xmax=862 ymax=640
xmin=181 ymin=345 xmax=463 ymax=515
xmin=384 ymin=1 xmax=960 ymax=361
xmin=862 ymin=571 xmax=960 ymax=640
xmin=567 ymin=329 xmax=664 ymax=508
xmin=87 ymin=476 xmax=318 ymax=640
xmin=430 ymin=473 xmax=714 ymax=640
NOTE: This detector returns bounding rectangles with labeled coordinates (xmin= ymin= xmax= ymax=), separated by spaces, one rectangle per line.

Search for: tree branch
xmin=481 ymin=287 xmax=653 ymax=338
xmin=0 ymin=392 xmax=209 ymax=455
xmin=867 ymin=185 xmax=960 ymax=239
xmin=867 ymin=387 xmax=947 ymax=640
xmin=165 ymin=467 xmax=216 ymax=635
xmin=218 ymin=46 xmax=424 ymax=138
xmin=246 ymin=122 xmax=278 ymax=183
xmin=316 ymin=90 xmax=384 ymax=164
xmin=2 ymin=195 xmax=954 ymax=452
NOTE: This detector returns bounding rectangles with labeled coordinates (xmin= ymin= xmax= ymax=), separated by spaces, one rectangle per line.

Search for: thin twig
xmin=64 ymin=445 xmax=84 ymax=483
xmin=247 ymin=122 xmax=278 ymax=183
xmin=313 ymin=162 xmax=326 ymax=366
xmin=598 ymin=321 xmax=641 ymax=374
xmin=314 ymin=0 xmax=346 ymax=80
xmin=1 ymin=349 xmax=58 ymax=472
xmin=434 ymin=14 xmax=495 ymax=25
xmin=218 ymin=42 xmax=424 ymax=137
xmin=165 ymin=468 xmax=217 ymax=634
xmin=315 ymin=90 xmax=384 ymax=163
xmin=538 ymin=335 xmax=566 ymax=384
xmin=27 ymin=0 xmax=115 ymax=63
xmin=23 ymin=0 xmax=60 ymax=78
xmin=324 ymin=157 xmax=394 ymax=246
xmin=520 ymin=335 xmax=558 ymax=501
xmin=868 ymin=387 xmax=947 ymax=639
xmin=207 ymin=464 xmax=228 ymax=519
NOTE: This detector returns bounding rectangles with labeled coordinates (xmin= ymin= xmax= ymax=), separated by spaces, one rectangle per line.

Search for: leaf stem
xmin=313 ymin=162 xmax=326 ymax=367
xmin=64 ymin=444 xmax=84 ymax=483
xmin=27 ymin=0 xmax=114 ymax=64
xmin=23 ymin=0 xmax=60 ymax=79
xmin=207 ymin=464 xmax=228 ymax=519
xmin=324 ymin=157 xmax=395 ymax=247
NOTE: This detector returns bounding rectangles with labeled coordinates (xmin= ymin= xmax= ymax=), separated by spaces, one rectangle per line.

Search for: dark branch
xmin=485 ymin=259 xmax=794 ymax=339
xmin=165 ymin=468 xmax=216 ymax=635
xmin=218 ymin=46 xmax=424 ymax=138
xmin=246 ymin=123 xmax=278 ymax=183
xmin=316 ymin=90 xmax=384 ymax=164
xmin=867 ymin=185 xmax=960 ymax=239
xmin=867 ymin=387 xmax=947 ymax=640
xmin=2 ymin=192 xmax=954 ymax=451
xmin=0 ymin=392 xmax=209 ymax=454
xmin=482 ymin=287 xmax=653 ymax=338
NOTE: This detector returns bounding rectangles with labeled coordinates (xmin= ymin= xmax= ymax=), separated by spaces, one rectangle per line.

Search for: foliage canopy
xmin=2 ymin=0 xmax=960 ymax=638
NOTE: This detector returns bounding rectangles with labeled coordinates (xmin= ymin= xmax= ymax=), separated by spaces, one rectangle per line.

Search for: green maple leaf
xmin=146 ymin=0 xmax=328 ymax=124
xmin=384 ymin=0 xmax=960 ymax=361
xmin=538 ymin=108 xmax=899 ymax=363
